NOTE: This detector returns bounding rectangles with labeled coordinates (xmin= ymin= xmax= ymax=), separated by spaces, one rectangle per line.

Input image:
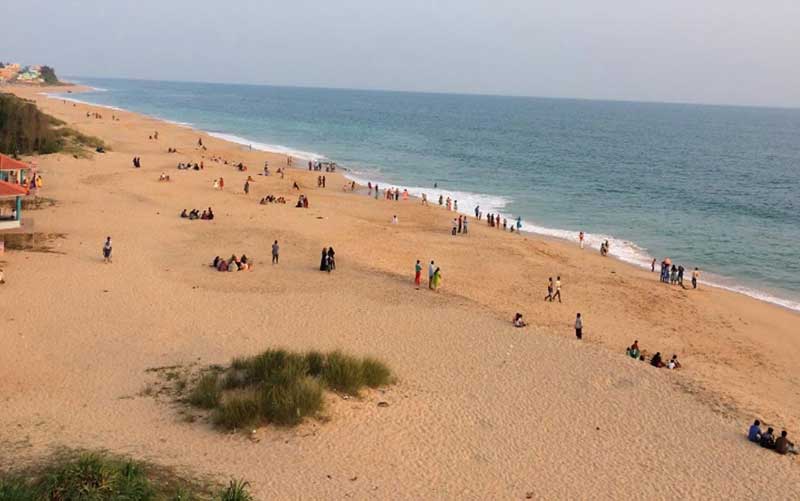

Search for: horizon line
xmin=63 ymin=74 xmax=800 ymax=112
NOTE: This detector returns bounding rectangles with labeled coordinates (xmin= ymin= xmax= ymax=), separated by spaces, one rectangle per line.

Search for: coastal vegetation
xmin=186 ymin=349 xmax=393 ymax=429
xmin=0 ymin=451 xmax=253 ymax=501
xmin=0 ymin=93 xmax=105 ymax=156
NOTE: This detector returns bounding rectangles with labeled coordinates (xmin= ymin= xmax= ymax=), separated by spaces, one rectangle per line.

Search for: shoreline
xmin=2 ymin=83 xmax=798 ymax=498
xmin=41 ymin=84 xmax=800 ymax=314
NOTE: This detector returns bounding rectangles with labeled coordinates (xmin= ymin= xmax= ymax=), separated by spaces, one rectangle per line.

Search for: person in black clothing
xmin=760 ymin=427 xmax=776 ymax=449
xmin=650 ymin=352 xmax=664 ymax=368
xmin=320 ymin=248 xmax=328 ymax=271
xmin=327 ymin=247 xmax=336 ymax=271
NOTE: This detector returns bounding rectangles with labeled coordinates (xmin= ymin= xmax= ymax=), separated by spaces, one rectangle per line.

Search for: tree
xmin=40 ymin=66 xmax=59 ymax=84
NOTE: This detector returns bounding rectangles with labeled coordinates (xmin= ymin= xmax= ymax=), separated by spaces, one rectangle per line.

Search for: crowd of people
xmin=308 ymin=160 xmax=337 ymax=172
xmin=653 ymin=259 xmax=701 ymax=289
xmin=748 ymin=420 xmax=796 ymax=455
xmin=181 ymin=207 xmax=214 ymax=220
xmin=211 ymin=254 xmax=252 ymax=272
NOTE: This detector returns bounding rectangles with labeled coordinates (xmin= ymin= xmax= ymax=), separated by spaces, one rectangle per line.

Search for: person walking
xmin=462 ymin=217 xmax=468 ymax=234
xmin=544 ymin=277 xmax=554 ymax=301
xmin=575 ymin=313 xmax=583 ymax=340
xmin=432 ymin=267 xmax=442 ymax=291
xmin=692 ymin=267 xmax=700 ymax=289
xmin=327 ymin=247 xmax=336 ymax=271
xmin=414 ymin=260 xmax=422 ymax=289
xmin=552 ymin=276 xmax=562 ymax=303
xmin=102 ymin=236 xmax=113 ymax=263
xmin=272 ymin=240 xmax=280 ymax=264
xmin=651 ymin=258 xmax=656 ymax=272
xmin=244 ymin=180 xmax=250 ymax=195
xmin=428 ymin=260 xmax=435 ymax=289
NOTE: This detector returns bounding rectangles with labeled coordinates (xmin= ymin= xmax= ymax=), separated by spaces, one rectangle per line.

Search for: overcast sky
xmin=4 ymin=0 xmax=800 ymax=107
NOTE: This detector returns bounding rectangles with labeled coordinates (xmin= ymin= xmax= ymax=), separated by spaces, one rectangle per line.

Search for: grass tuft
xmin=0 ymin=451 xmax=253 ymax=500
xmin=187 ymin=349 xmax=393 ymax=430
xmin=188 ymin=372 xmax=220 ymax=409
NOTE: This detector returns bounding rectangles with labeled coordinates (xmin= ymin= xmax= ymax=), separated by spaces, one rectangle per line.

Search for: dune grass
xmin=189 ymin=349 xmax=393 ymax=430
xmin=0 ymin=451 xmax=252 ymax=500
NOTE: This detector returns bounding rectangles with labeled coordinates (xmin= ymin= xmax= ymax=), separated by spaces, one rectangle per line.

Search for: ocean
xmin=50 ymin=77 xmax=800 ymax=311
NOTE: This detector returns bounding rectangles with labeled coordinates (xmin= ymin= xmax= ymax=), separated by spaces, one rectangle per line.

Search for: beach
xmin=1 ymin=84 xmax=798 ymax=499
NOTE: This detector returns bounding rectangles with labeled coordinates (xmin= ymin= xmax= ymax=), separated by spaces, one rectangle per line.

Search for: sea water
xmin=50 ymin=77 xmax=800 ymax=310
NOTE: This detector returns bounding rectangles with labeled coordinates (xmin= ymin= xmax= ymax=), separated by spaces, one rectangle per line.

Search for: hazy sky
xmin=4 ymin=0 xmax=800 ymax=107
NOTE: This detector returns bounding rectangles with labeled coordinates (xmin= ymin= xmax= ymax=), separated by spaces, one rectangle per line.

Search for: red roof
xmin=0 ymin=154 xmax=31 ymax=171
xmin=0 ymin=180 xmax=28 ymax=197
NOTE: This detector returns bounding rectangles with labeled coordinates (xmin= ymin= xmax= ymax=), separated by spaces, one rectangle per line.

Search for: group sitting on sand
xmin=625 ymin=341 xmax=682 ymax=369
xmin=159 ymin=172 xmax=171 ymax=182
xmin=748 ymin=420 xmax=797 ymax=455
xmin=212 ymin=254 xmax=253 ymax=272
xmin=295 ymin=195 xmax=309 ymax=208
xmin=177 ymin=162 xmax=203 ymax=171
xmin=181 ymin=208 xmax=214 ymax=220
xmin=259 ymin=195 xmax=286 ymax=204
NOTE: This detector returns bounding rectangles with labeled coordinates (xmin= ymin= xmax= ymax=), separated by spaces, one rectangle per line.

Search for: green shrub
xmin=321 ymin=351 xmax=364 ymax=395
xmin=361 ymin=357 xmax=393 ymax=387
xmin=189 ymin=348 xmax=393 ymax=429
xmin=0 ymin=451 xmax=245 ymax=500
xmin=188 ymin=372 xmax=220 ymax=409
xmin=214 ymin=394 xmax=261 ymax=429
xmin=260 ymin=376 xmax=324 ymax=426
xmin=219 ymin=479 xmax=254 ymax=501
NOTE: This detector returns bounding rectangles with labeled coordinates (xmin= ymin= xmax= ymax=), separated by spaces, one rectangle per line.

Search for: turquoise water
xmin=52 ymin=77 xmax=800 ymax=310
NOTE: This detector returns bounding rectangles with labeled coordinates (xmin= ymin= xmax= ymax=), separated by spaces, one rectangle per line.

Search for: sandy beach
xmin=1 ymin=84 xmax=798 ymax=499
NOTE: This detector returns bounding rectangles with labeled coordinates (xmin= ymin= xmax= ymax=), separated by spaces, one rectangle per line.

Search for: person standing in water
xmin=414 ymin=260 xmax=422 ymax=290
xmin=579 ymin=231 xmax=584 ymax=249
xmin=575 ymin=313 xmax=583 ymax=340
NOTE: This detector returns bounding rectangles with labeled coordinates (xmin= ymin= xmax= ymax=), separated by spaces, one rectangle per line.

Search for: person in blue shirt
xmin=748 ymin=420 xmax=762 ymax=442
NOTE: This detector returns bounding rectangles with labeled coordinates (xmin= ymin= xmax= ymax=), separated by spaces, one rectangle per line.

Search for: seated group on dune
xmin=177 ymin=162 xmax=203 ymax=171
xmin=181 ymin=207 xmax=214 ymax=220
xmin=212 ymin=254 xmax=253 ymax=272
xmin=260 ymin=194 xmax=286 ymax=204
xmin=748 ymin=420 xmax=797 ymax=455
xmin=626 ymin=341 xmax=681 ymax=369
xmin=159 ymin=172 xmax=171 ymax=182
xmin=295 ymin=195 xmax=309 ymax=208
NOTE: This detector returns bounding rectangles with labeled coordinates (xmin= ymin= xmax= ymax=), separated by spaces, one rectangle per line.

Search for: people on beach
xmin=775 ymin=430 xmax=797 ymax=455
xmin=760 ymin=427 xmax=776 ymax=449
xmin=650 ymin=352 xmax=665 ymax=368
xmin=320 ymin=248 xmax=329 ymax=272
xmin=600 ymin=240 xmax=610 ymax=256
xmin=552 ymin=276 xmax=562 ymax=303
xmin=451 ymin=218 xmax=457 ymax=235
xmin=272 ymin=240 xmax=279 ymax=264
xmin=544 ymin=277 xmax=554 ymax=301
xmin=748 ymin=420 xmax=762 ymax=442
xmin=432 ymin=267 xmax=442 ymax=291
xmin=579 ymin=231 xmax=584 ymax=249
xmin=159 ymin=172 xmax=170 ymax=182
xmin=516 ymin=217 xmax=522 ymax=232
xmin=244 ymin=180 xmax=250 ymax=195
xmin=626 ymin=340 xmax=640 ymax=359
xmin=651 ymin=258 xmax=656 ymax=272
xmin=414 ymin=260 xmax=422 ymax=289
xmin=692 ymin=267 xmax=700 ymax=289
xmin=513 ymin=313 xmax=527 ymax=328
xmin=428 ymin=260 xmax=435 ymax=289
xmin=102 ymin=237 xmax=112 ymax=263
xmin=574 ymin=313 xmax=583 ymax=340
xmin=0 ymin=267 xmax=5 ymax=284
xmin=392 ymin=215 xmax=398 ymax=225
xmin=462 ymin=218 xmax=468 ymax=234
xmin=667 ymin=354 xmax=681 ymax=369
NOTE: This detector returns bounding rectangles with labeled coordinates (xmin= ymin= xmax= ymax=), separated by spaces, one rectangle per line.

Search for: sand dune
xmin=1 ymin=86 xmax=797 ymax=499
